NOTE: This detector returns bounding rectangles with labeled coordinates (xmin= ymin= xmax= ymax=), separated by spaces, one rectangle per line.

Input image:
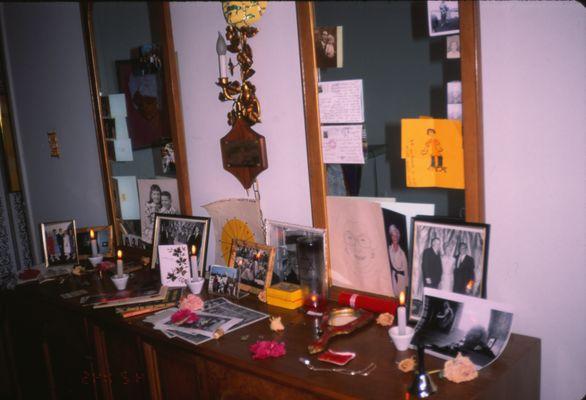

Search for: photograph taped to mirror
xmin=138 ymin=178 xmax=179 ymax=243
xmin=427 ymin=1 xmax=459 ymax=37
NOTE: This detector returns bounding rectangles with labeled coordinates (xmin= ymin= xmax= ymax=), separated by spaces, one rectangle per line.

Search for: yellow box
xmin=266 ymin=282 xmax=302 ymax=302
xmin=266 ymin=295 xmax=303 ymax=310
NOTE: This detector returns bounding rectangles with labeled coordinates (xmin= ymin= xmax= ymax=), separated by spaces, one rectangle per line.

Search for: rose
xmin=179 ymin=294 xmax=204 ymax=312
xmin=249 ymin=340 xmax=286 ymax=360
xmin=376 ymin=312 xmax=395 ymax=327
xmin=170 ymin=309 xmax=199 ymax=326
xmin=443 ymin=353 xmax=478 ymax=383
xmin=397 ymin=356 xmax=417 ymax=373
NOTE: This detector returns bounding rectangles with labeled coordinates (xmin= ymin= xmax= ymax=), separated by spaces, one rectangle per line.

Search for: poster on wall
xmin=116 ymin=60 xmax=170 ymax=149
xmin=427 ymin=1 xmax=460 ymax=37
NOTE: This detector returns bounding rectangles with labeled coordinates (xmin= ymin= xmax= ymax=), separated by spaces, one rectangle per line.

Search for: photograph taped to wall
xmin=41 ymin=220 xmax=78 ymax=267
xmin=428 ymin=1 xmax=459 ymax=37
xmin=314 ymin=26 xmax=343 ymax=69
xmin=265 ymin=220 xmax=326 ymax=286
xmin=409 ymin=217 xmax=490 ymax=322
xmin=413 ymin=288 xmax=513 ymax=369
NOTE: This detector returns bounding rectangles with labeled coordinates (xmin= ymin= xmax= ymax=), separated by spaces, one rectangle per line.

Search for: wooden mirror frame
xmin=80 ymin=2 xmax=192 ymax=251
xmin=296 ymin=1 xmax=485 ymax=295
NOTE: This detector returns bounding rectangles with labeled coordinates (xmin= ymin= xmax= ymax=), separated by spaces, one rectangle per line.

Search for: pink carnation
xmin=180 ymin=294 xmax=204 ymax=312
xmin=170 ymin=309 xmax=199 ymax=325
xmin=249 ymin=340 xmax=286 ymax=360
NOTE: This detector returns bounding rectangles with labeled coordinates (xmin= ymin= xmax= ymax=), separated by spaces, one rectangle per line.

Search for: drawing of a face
xmin=343 ymin=222 xmax=374 ymax=267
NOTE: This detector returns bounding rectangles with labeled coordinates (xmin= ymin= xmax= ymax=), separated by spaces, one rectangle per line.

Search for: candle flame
xmin=191 ymin=245 xmax=197 ymax=256
xmin=90 ymin=229 xmax=95 ymax=239
xmin=399 ymin=291 xmax=405 ymax=306
xmin=466 ymin=280 xmax=474 ymax=291
xmin=310 ymin=294 xmax=318 ymax=303
xmin=117 ymin=250 xmax=122 ymax=259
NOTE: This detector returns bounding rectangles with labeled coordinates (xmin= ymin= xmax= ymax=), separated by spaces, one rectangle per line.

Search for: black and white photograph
xmin=203 ymin=297 xmax=269 ymax=331
xmin=428 ymin=1 xmax=460 ymax=37
xmin=123 ymin=233 xmax=148 ymax=250
xmin=447 ymin=103 xmax=462 ymax=121
xmin=382 ymin=209 xmax=409 ymax=298
xmin=413 ymin=288 xmax=513 ymax=369
xmin=151 ymin=214 xmax=210 ymax=275
xmin=41 ymin=220 xmax=78 ymax=267
xmin=265 ymin=220 xmax=325 ymax=286
xmin=161 ymin=141 xmax=176 ymax=175
xmin=314 ymin=26 xmax=343 ymax=69
xmin=447 ymin=81 xmax=462 ymax=104
xmin=138 ymin=178 xmax=180 ymax=243
xmin=409 ymin=216 xmax=489 ymax=321
xmin=77 ymin=225 xmax=113 ymax=259
xmin=159 ymin=311 xmax=242 ymax=338
xmin=228 ymin=240 xmax=275 ymax=294
xmin=208 ymin=265 xmax=240 ymax=298
xmin=446 ymin=34 xmax=460 ymax=59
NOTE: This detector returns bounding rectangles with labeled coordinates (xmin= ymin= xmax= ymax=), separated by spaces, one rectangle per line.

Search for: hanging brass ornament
xmin=217 ymin=2 xmax=268 ymax=189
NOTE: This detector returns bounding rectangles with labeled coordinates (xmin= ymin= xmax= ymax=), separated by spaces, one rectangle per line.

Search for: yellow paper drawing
xmin=401 ymin=118 xmax=464 ymax=189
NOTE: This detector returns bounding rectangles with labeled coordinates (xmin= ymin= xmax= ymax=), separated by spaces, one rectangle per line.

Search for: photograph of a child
xmin=208 ymin=265 xmax=240 ymax=297
xmin=229 ymin=240 xmax=275 ymax=294
xmin=138 ymin=178 xmax=179 ymax=244
xmin=41 ymin=220 xmax=78 ymax=267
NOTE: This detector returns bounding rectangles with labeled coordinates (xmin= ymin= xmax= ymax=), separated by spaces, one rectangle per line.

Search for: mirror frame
xmin=80 ymin=2 xmax=192 ymax=250
xmin=296 ymin=1 xmax=485 ymax=294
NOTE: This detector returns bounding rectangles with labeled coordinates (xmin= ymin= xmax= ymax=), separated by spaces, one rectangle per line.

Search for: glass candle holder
xmin=297 ymin=235 xmax=327 ymax=313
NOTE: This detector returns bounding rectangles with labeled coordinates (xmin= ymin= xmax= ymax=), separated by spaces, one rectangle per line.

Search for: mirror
xmin=296 ymin=1 xmax=484 ymax=295
xmin=81 ymin=2 xmax=191 ymax=253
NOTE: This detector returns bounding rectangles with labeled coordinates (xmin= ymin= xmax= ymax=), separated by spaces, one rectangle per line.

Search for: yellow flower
xmin=443 ymin=353 xmax=478 ymax=383
xmin=397 ymin=356 xmax=417 ymax=373
xmin=376 ymin=312 xmax=395 ymax=327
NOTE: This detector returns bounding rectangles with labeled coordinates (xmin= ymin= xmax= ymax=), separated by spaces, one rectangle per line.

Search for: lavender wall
xmin=0 ymin=3 xmax=108 ymax=262
xmin=170 ymin=2 xmax=312 ymax=262
xmin=480 ymin=2 xmax=586 ymax=399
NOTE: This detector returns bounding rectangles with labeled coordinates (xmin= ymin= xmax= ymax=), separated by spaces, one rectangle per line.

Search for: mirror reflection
xmin=91 ymin=2 xmax=180 ymax=250
xmin=314 ymin=1 xmax=464 ymax=217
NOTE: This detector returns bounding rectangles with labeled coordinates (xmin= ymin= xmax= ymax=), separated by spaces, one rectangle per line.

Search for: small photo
xmin=428 ymin=1 xmax=460 ymax=37
xmin=314 ymin=26 xmax=343 ymax=69
xmin=77 ymin=226 xmax=113 ymax=259
xmin=41 ymin=220 xmax=78 ymax=267
xmin=413 ymin=288 xmax=513 ymax=369
xmin=138 ymin=178 xmax=180 ymax=243
xmin=446 ymin=35 xmax=460 ymax=59
xmin=447 ymin=103 xmax=462 ymax=121
xmin=208 ymin=265 xmax=240 ymax=298
xmin=447 ymin=81 xmax=462 ymax=104
xmin=123 ymin=233 xmax=148 ymax=250
xmin=408 ymin=217 xmax=490 ymax=322
xmin=228 ymin=240 xmax=275 ymax=294
xmin=382 ymin=209 xmax=408 ymax=298
xmin=161 ymin=141 xmax=176 ymax=175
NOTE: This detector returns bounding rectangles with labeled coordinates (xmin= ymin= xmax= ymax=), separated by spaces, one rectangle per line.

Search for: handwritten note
xmin=318 ymin=79 xmax=364 ymax=124
xmin=322 ymin=125 xmax=365 ymax=164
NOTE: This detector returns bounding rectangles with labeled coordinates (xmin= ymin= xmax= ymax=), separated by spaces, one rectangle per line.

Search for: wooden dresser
xmin=0 ymin=269 xmax=540 ymax=400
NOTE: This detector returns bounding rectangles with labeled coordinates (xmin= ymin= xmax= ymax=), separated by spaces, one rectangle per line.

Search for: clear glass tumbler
xmin=296 ymin=235 xmax=327 ymax=313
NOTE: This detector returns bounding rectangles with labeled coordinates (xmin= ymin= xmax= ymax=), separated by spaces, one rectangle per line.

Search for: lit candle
xmin=90 ymin=229 xmax=98 ymax=257
xmin=116 ymin=250 xmax=123 ymax=277
xmin=190 ymin=245 xmax=198 ymax=279
xmin=216 ymin=32 xmax=227 ymax=79
xmin=398 ymin=291 xmax=407 ymax=335
xmin=466 ymin=280 xmax=474 ymax=295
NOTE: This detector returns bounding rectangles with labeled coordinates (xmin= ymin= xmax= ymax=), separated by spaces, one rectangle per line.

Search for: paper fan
xmin=220 ymin=218 xmax=255 ymax=264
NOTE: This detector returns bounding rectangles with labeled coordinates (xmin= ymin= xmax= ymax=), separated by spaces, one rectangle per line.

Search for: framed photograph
xmin=151 ymin=214 xmax=210 ymax=276
xmin=158 ymin=244 xmax=190 ymax=287
xmin=265 ymin=220 xmax=326 ymax=286
xmin=138 ymin=178 xmax=180 ymax=243
xmin=408 ymin=216 xmax=489 ymax=322
xmin=413 ymin=288 xmax=513 ymax=369
xmin=116 ymin=60 xmax=169 ymax=150
xmin=228 ymin=240 xmax=275 ymax=294
xmin=76 ymin=226 xmax=113 ymax=259
xmin=382 ymin=209 xmax=409 ymax=298
xmin=427 ymin=1 xmax=459 ymax=37
xmin=40 ymin=220 xmax=78 ymax=267
xmin=208 ymin=265 xmax=240 ymax=298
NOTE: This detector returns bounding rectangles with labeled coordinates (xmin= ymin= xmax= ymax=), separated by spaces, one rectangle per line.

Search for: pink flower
xmin=180 ymin=294 xmax=204 ymax=312
xmin=249 ymin=340 xmax=286 ymax=360
xmin=170 ymin=309 xmax=199 ymax=325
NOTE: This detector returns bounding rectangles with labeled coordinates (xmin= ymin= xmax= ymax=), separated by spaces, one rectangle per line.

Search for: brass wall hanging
xmin=217 ymin=1 xmax=268 ymax=189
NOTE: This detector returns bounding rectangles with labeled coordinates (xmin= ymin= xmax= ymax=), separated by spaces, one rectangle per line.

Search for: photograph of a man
xmin=453 ymin=242 xmax=475 ymax=294
xmin=422 ymin=237 xmax=443 ymax=288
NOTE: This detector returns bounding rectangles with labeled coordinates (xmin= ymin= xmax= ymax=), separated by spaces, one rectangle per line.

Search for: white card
xmin=322 ymin=125 xmax=365 ymax=164
xmin=158 ymin=244 xmax=190 ymax=287
xmin=318 ymin=79 xmax=365 ymax=124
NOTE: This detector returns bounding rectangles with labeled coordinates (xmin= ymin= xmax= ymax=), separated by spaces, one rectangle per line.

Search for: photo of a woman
xmin=139 ymin=178 xmax=180 ymax=244
xmin=142 ymin=184 xmax=162 ymax=243
xmin=388 ymin=224 xmax=408 ymax=297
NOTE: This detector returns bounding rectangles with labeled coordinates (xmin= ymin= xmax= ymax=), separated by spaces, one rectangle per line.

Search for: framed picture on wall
xmin=76 ymin=225 xmax=113 ymax=259
xmin=40 ymin=219 xmax=78 ymax=267
xmin=116 ymin=60 xmax=170 ymax=150
xmin=408 ymin=216 xmax=489 ymax=322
